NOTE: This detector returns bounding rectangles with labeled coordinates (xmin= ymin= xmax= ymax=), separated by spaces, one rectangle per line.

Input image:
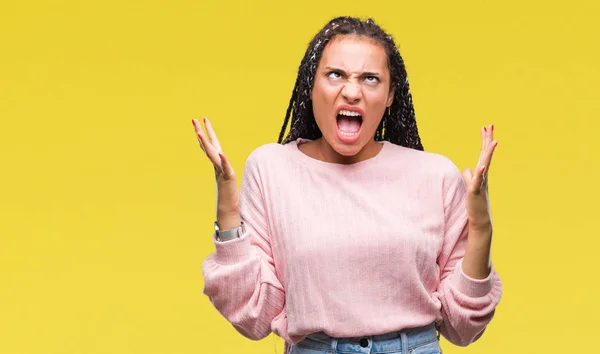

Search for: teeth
xmin=338 ymin=110 xmax=362 ymax=117
xmin=338 ymin=130 xmax=359 ymax=137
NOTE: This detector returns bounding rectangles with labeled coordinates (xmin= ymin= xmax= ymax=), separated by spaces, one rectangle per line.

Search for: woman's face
xmin=311 ymin=35 xmax=394 ymax=158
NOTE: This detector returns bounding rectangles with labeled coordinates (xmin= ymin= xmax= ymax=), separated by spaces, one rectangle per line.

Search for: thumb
xmin=462 ymin=167 xmax=473 ymax=184
xmin=218 ymin=151 xmax=236 ymax=181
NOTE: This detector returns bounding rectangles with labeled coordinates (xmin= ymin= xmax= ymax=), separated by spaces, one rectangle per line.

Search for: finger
xmin=192 ymin=119 xmax=207 ymax=153
xmin=481 ymin=126 xmax=487 ymax=151
xmin=192 ymin=119 xmax=226 ymax=174
xmin=478 ymin=124 xmax=495 ymax=165
xmin=462 ymin=167 xmax=473 ymax=185
xmin=463 ymin=167 xmax=481 ymax=193
xmin=475 ymin=165 xmax=486 ymax=190
xmin=478 ymin=125 xmax=490 ymax=166
xmin=480 ymin=140 xmax=499 ymax=175
xmin=192 ymin=118 xmax=203 ymax=135
xmin=486 ymin=124 xmax=494 ymax=149
xmin=196 ymin=127 xmax=222 ymax=168
xmin=218 ymin=151 xmax=235 ymax=180
xmin=203 ymin=118 xmax=222 ymax=153
xmin=196 ymin=132 xmax=207 ymax=154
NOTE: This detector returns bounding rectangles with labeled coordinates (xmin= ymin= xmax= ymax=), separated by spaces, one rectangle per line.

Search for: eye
xmin=364 ymin=76 xmax=380 ymax=83
xmin=327 ymin=71 xmax=342 ymax=79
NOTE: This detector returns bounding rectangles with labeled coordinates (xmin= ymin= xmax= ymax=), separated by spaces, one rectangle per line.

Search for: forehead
xmin=318 ymin=35 xmax=388 ymax=71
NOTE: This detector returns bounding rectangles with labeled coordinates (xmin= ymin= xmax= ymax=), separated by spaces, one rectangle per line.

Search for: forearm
xmin=217 ymin=210 xmax=241 ymax=230
xmin=216 ymin=176 xmax=241 ymax=230
xmin=437 ymin=223 xmax=501 ymax=346
xmin=202 ymin=246 xmax=285 ymax=340
xmin=461 ymin=224 xmax=493 ymax=279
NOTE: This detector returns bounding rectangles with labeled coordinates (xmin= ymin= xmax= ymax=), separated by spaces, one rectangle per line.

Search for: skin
xmin=461 ymin=124 xmax=498 ymax=279
xmin=192 ymin=37 xmax=499 ymax=280
xmin=300 ymin=35 xmax=394 ymax=165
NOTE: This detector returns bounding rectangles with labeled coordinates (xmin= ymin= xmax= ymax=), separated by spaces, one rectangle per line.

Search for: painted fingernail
xmin=494 ymin=141 xmax=499 ymax=147
xmin=203 ymin=117 xmax=207 ymax=124
xmin=197 ymin=132 xmax=203 ymax=139
xmin=481 ymin=166 xmax=486 ymax=173
xmin=219 ymin=151 xmax=225 ymax=159
xmin=492 ymin=124 xmax=495 ymax=131
xmin=484 ymin=127 xmax=487 ymax=132
xmin=192 ymin=119 xmax=196 ymax=125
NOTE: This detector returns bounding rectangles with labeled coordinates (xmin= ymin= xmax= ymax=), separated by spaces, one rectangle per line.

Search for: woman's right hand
xmin=192 ymin=118 xmax=241 ymax=230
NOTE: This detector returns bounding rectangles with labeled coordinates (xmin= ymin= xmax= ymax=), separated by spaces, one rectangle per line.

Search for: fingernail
xmin=219 ymin=151 xmax=225 ymax=159
xmin=197 ymin=132 xmax=203 ymax=139
xmin=494 ymin=141 xmax=499 ymax=147
xmin=484 ymin=127 xmax=487 ymax=132
xmin=481 ymin=166 xmax=486 ymax=173
xmin=492 ymin=124 xmax=495 ymax=131
xmin=191 ymin=119 xmax=196 ymax=125
xmin=203 ymin=118 xmax=207 ymax=124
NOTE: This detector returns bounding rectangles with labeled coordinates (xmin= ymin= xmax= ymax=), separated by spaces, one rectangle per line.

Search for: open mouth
xmin=336 ymin=109 xmax=363 ymax=138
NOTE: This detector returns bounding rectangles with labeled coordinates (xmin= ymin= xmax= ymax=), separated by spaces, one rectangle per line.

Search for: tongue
xmin=337 ymin=116 xmax=361 ymax=133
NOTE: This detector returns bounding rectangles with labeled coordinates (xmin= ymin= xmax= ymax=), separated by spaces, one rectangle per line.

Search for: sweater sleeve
xmin=433 ymin=161 xmax=503 ymax=346
xmin=201 ymin=151 xmax=285 ymax=340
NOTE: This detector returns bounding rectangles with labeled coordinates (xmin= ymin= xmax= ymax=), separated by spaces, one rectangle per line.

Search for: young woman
xmin=194 ymin=16 xmax=502 ymax=354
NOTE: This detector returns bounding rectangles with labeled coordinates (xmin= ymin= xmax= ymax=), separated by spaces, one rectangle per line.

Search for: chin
xmin=331 ymin=139 xmax=366 ymax=157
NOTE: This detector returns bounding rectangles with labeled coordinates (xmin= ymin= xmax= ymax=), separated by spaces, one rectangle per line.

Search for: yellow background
xmin=1 ymin=0 xmax=598 ymax=353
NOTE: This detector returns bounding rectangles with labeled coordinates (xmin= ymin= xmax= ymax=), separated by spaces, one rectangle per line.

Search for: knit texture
xmin=202 ymin=138 xmax=502 ymax=346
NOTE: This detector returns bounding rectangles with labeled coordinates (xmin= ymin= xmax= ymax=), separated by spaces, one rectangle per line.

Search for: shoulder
xmin=241 ymin=142 xmax=297 ymax=192
xmin=244 ymin=141 xmax=294 ymax=174
xmin=246 ymin=142 xmax=290 ymax=163
xmin=384 ymin=143 xmax=466 ymax=195
xmin=385 ymin=143 xmax=463 ymax=179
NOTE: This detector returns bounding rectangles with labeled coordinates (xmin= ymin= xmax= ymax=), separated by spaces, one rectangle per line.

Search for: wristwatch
xmin=214 ymin=221 xmax=245 ymax=242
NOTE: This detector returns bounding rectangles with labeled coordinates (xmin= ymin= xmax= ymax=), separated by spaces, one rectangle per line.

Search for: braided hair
xmin=277 ymin=16 xmax=424 ymax=151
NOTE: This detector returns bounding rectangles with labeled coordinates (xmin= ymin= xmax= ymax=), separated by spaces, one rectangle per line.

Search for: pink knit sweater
xmin=202 ymin=138 xmax=502 ymax=346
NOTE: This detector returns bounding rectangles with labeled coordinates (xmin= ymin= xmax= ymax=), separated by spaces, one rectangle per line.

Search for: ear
xmin=386 ymin=87 xmax=395 ymax=107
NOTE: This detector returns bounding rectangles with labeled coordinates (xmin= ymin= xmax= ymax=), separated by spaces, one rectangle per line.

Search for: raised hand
xmin=192 ymin=118 xmax=241 ymax=229
xmin=459 ymin=124 xmax=499 ymax=279
xmin=461 ymin=124 xmax=498 ymax=232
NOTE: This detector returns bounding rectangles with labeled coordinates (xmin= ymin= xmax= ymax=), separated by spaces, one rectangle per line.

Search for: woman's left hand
xmin=461 ymin=124 xmax=498 ymax=232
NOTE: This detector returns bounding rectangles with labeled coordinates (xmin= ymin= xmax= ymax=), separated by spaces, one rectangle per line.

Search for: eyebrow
xmin=324 ymin=66 xmax=380 ymax=76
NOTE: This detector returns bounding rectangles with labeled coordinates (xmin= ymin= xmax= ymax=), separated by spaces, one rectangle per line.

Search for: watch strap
xmin=214 ymin=221 xmax=244 ymax=242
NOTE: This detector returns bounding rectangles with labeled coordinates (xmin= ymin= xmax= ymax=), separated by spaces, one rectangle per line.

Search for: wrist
xmin=468 ymin=220 xmax=493 ymax=236
xmin=214 ymin=220 xmax=245 ymax=242
xmin=217 ymin=203 xmax=239 ymax=219
xmin=216 ymin=212 xmax=241 ymax=230
xmin=463 ymin=225 xmax=493 ymax=279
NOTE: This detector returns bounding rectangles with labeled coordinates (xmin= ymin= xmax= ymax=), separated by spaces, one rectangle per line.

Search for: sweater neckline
xmin=290 ymin=137 xmax=391 ymax=170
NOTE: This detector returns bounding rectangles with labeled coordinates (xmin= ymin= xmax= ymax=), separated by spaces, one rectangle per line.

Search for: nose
xmin=341 ymin=81 xmax=362 ymax=104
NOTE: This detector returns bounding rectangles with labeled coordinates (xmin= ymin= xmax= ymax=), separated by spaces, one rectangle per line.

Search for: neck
xmin=315 ymin=137 xmax=383 ymax=165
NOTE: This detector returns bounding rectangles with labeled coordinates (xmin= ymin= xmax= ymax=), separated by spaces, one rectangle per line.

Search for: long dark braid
xmin=277 ymin=16 xmax=424 ymax=151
